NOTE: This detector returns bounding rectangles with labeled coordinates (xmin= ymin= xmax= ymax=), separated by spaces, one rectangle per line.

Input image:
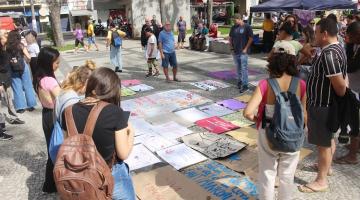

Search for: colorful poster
xmin=121 ymin=87 xmax=136 ymax=97
xmin=121 ymin=79 xmax=141 ymax=87
xmin=208 ymin=70 xmax=237 ymax=80
xmin=226 ymin=127 xmax=258 ymax=146
xmin=154 ymin=121 xmax=193 ymax=140
xmin=125 ymin=144 xmax=161 ymax=171
xmin=217 ymin=99 xmax=247 ymax=111
xmin=174 ymin=107 xmax=211 ymax=123
xmin=221 ymin=111 xmax=254 ymax=128
xmin=132 ymin=166 xmax=216 ymax=200
xmin=195 ymin=116 xmax=239 ymax=134
xmin=198 ymin=103 xmax=235 ymax=117
xmin=190 ymin=80 xmax=230 ymax=91
xmin=203 ymin=80 xmax=230 ymax=88
xmin=128 ymin=84 xmax=154 ymax=92
xmin=181 ymin=132 xmax=247 ymax=159
xmin=190 ymin=82 xmax=217 ymax=91
xmin=156 ymin=143 xmax=208 ymax=170
xmin=183 ymin=160 xmax=258 ymax=200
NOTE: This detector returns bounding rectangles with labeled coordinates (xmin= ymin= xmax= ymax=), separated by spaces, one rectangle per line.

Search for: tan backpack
xmin=54 ymin=102 xmax=114 ymax=200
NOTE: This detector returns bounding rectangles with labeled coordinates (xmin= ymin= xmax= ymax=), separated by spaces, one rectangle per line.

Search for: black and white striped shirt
xmin=307 ymin=43 xmax=347 ymax=107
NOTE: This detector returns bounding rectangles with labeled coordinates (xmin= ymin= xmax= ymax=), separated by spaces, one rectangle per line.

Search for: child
xmin=144 ymin=27 xmax=160 ymax=77
xmin=73 ymin=23 xmax=88 ymax=53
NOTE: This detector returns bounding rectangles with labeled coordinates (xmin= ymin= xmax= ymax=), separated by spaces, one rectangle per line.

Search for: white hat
xmin=274 ymin=40 xmax=296 ymax=56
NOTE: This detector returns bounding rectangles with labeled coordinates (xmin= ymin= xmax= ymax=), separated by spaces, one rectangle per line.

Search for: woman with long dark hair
xmin=6 ymin=30 xmax=37 ymax=113
xmin=33 ymin=47 xmax=61 ymax=193
xmin=61 ymin=67 xmax=135 ymax=199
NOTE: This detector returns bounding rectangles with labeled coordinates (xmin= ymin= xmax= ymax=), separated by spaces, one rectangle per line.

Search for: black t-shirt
xmin=62 ymin=103 xmax=129 ymax=163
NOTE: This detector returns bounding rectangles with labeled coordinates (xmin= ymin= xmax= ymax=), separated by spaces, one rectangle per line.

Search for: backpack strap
xmin=288 ymin=77 xmax=300 ymax=94
xmin=65 ymin=105 xmax=79 ymax=137
xmin=83 ymin=101 xmax=110 ymax=137
xmin=268 ymin=78 xmax=282 ymax=96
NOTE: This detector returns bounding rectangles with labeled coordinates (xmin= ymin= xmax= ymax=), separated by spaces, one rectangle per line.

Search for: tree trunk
xmin=207 ymin=0 xmax=213 ymax=27
xmin=47 ymin=0 xmax=64 ymax=47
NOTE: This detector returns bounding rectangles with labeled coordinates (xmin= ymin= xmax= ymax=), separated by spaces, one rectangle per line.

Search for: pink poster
xmin=122 ymin=79 xmax=141 ymax=87
xmin=195 ymin=116 xmax=239 ymax=134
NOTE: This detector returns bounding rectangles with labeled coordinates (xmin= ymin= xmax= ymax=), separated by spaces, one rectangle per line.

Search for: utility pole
xmin=207 ymin=0 xmax=213 ymax=27
xmin=30 ymin=0 xmax=37 ymax=32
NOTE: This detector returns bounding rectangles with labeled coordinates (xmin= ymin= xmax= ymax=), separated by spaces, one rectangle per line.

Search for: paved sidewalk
xmin=0 ymin=39 xmax=359 ymax=200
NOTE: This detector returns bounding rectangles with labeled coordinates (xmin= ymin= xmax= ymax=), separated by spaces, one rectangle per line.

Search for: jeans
xmin=112 ymin=162 xmax=135 ymax=200
xmin=233 ymin=53 xmax=249 ymax=86
xmin=257 ymin=129 xmax=300 ymax=200
xmin=11 ymin=62 xmax=37 ymax=111
xmin=110 ymin=45 xmax=123 ymax=70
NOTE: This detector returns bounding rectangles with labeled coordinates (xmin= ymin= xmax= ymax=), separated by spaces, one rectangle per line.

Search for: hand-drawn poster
xmin=122 ymin=79 xmax=141 ymax=87
xmin=122 ymin=89 xmax=211 ymax=118
xmin=156 ymin=143 xmax=208 ymax=170
xmin=134 ymin=132 xmax=180 ymax=152
xmin=174 ymin=107 xmax=211 ymax=123
xmin=130 ymin=118 xmax=158 ymax=136
xmin=133 ymin=166 xmax=217 ymax=200
xmin=235 ymin=94 xmax=252 ymax=103
xmin=128 ymin=84 xmax=154 ymax=92
xmin=146 ymin=113 xmax=194 ymax=128
xmin=195 ymin=116 xmax=239 ymax=134
xmin=190 ymin=82 xmax=217 ymax=91
xmin=221 ymin=111 xmax=254 ymax=128
xmin=198 ymin=103 xmax=235 ymax=117
xmin=208 ymin=70 xmax=237 ymax=80
xmin=181 ymin=132 xmax=247 ymax=159
xmin=226 ymin=127 xmax=258 ymax=146
xmin=217 ymin=99 xmax=247 ymax=110
xmin=125 ymin=144 xmax=161 ymax=171
xmin=215 ymin=147 xmax=259 ymax=182
xmin=203 ymin=80 xmax=230 ymax=88
xmin=154 ymin=121 xmax=193 ymax=140
xmin=182 ymin=160 xmax=258 ymax=200
xmin=121 ymin=87 xmax=136 ymax=97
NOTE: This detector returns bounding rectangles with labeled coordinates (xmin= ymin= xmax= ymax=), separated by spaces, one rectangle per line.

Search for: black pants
xmin=263 ymin=31 xmax=274 ymax=53
xmin=42 ymin=108 xmax=57 ymax=193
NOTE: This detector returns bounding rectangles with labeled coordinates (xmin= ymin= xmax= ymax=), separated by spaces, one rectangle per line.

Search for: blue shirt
xmin=229 ymin=23 xmax=253 ymax=54
xmin=159 ymin=30 xmax=175 ymax=53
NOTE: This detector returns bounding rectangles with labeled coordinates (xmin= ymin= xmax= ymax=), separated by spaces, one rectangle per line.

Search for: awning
xmin=70 ymin=10 xmax=93 ymax=17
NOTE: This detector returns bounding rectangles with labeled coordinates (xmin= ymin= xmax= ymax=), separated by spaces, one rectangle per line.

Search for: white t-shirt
xmin=146 ymin=34 xmax=158 ymax=59
xmin=27 ymin=43 xmax=40 ymax=57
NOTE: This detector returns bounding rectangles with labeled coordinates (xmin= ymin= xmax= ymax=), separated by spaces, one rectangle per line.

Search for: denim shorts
xmin=88 ymin=36 xmax=96 ymax=44
xmin=111 ymin=162 xmax=135 ymax=200
xmin=162 ymin=52 xmax=177 ymax=68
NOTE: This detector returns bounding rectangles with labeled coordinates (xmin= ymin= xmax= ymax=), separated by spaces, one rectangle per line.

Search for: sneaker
xmin=9 ymin=118 xmax=25 ymax=125
xmin=114 ymin=67 xmax=120 ymax=72
xmin=27 ymin=107 xmax=35 ymax=112
xmin=16 ymin=109 xmax=25 ymax=114
xmin=239 ymin=85 xmax=249 ymax=93
xmin=0 ymin=132 xmax=13 ymax=141
xmin=237 ymin=81 xmax=242 ymax=89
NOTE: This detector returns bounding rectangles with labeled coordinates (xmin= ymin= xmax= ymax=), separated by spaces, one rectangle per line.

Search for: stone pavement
xmin=0 ymin=38 xmax=359 ymax=200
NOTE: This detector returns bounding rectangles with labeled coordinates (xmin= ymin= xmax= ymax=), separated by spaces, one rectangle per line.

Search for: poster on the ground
xmin=182 ymin=160 xmax=258 ymax=200
xmin=156 ymin=143 xmax=208 ymax=170
xmin=226 ymin=127 xmax=258 ymax=146
xmin=134 ymin=132 xmax=180 ymax=152
xmin=121 ymin=87 xmax=136 ymax=97
xmin=130 ymin=118 xmax=158 ymax=136
xmin=217 ymin=99 xmax=247 ymax=110
xmin=174 ymin=107 xmax=211 ymax=123
xmin=125 ymin=144 xmax=161 ymax=171
xmin=235 ymin=94 xmax=252 ymax=103
xmin=195 ymin=116 xmax=239 ymax=134
xmin=146 ymin=112 xmax=194 ymax=128
xmin=198 ymin=103 xmax=235 ymax=117
xmin=128 ymin=84 xmax=154 ymax=92
xmin=154 ymin=121 xmax=193 ymax=140
xmin=122 ymin=79 xmax=141 ymax=86
xmin=181 ymin=132 xmax=247 ymax=159
xmin=133 ymin=165 xmax=216 ymax=200
xmin=221 ymin=111 xmax=254 ymax=128
xmin=190 ymin=82 xmax=217 ymax=91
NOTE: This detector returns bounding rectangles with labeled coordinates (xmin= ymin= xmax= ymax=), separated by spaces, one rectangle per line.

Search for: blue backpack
xmin=262 ymin=77 xmax=304 ymax=152
xmin=49 ymin=97 xmax=79 ymax=163
xmin=112 ymin=30 xmax=122 ymax=48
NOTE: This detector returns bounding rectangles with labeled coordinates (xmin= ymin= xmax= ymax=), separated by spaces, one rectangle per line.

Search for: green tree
xmin=46 ymin=0 xmax=65 ymax=47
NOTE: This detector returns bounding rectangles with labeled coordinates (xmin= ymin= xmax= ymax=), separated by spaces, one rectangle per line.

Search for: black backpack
xmin=9 ymin=52 xmax=25 ymax=73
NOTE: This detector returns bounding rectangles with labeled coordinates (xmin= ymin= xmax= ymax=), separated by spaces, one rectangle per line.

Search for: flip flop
xmin=298 ymin=184 xmax=328 ymax=193
xmin=333 ymin=156 xmax=359 ymax=165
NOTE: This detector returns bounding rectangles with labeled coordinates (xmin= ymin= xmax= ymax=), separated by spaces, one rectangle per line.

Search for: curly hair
xmin=61 ymin=66 xmax=92 ymax=92
xmin=5 ymin=30 xmax=22 ymax=56
xmin=267 ymin=53 xmax=298 ymax=78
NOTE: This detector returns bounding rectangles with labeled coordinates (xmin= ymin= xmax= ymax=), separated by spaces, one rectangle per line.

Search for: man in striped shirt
xmin=299 ymin=18 xmax=347 ymax=193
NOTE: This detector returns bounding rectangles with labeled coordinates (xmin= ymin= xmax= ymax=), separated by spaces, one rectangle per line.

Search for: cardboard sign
xmin=133 ymin=165 xmax=216 ymax=200
xmin=122 ymin=79 xmax=141 ymax=86
xmin=183 ymin=160 xmax=258 ymax=200
xmin=181 ymin=132 xmax=247 ymax=159
xmin=156 ymin=143 xmax=208 ymax=170
xmin=217 ymin=99 xmax=247 ymax=111
xmin=128 ymin=84 xmax=154 ymax=92
xmin=196 ymin=116 xmax=239 ymax=134
xmin=235 ymin=94 xmax=252 ymax=103
xmin=221 ymin=111 xmax=254 ymax=128
xmin=175 ymin=107 xmax=211 ymax=123
xmin=121 ymin=87 xmax=136 ymax=97
xmin=126 ymin=144 xmax=161 ymax=171
xmin=199 ymin=103 xmax=235 ymax=117
xmin=226 ymin=127 xmax=258 ymax=146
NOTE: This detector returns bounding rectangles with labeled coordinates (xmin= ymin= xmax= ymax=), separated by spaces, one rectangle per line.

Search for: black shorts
xmin=307 ymin=106 xmax=335 ymax=147
xmin=75 ymin=38 xmax=85 ymax=47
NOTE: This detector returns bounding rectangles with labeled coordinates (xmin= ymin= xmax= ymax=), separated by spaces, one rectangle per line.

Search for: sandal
xmin=298 ymin=184 xmax=328 ymax=193
xmin=333 ymin=156 xmax=358 ymax=165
